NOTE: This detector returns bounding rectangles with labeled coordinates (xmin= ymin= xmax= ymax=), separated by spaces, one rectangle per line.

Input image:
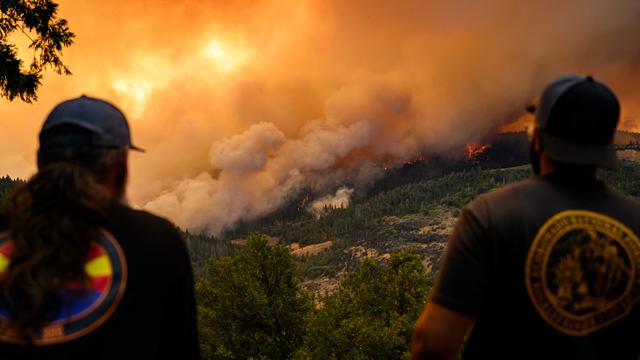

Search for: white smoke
xmin=308 ymin=187 xmax=355 ymax=218
xmin=144 ymin=85 xmax=415 ymax=233
xmin=209 ymin=122 xmax=286 ymax=172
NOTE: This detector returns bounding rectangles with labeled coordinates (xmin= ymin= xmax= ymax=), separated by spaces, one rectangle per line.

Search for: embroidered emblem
xmin=0 ymin=229 xmax=127 ymax=345
xmin=526 ymin=210 xmax=640 ymax=336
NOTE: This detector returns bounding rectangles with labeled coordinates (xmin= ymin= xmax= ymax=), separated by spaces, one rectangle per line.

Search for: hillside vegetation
xmin=189 ymin=158 xmax=639 ymax=278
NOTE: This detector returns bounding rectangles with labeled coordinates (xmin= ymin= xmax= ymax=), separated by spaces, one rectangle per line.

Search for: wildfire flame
xmin=405 ymin=154 xmax=426 ymax=165
xmin=465 ymin=143 xmax=492 ymax=161
xmin=297 ymin=194 xmax=310 ymax=211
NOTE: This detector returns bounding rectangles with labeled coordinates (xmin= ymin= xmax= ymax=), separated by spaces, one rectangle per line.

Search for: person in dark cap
xmin=0 ymin=96 xmax=200 ymax=359
xmin=411 ymin=75 xmax=640 ymax=360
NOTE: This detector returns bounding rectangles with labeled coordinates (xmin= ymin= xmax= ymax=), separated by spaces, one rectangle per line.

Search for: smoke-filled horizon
xmin=2 ymin=0 xmax=640 ymax=234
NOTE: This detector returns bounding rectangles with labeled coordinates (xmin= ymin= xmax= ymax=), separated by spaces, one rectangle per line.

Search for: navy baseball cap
xmin=532 ymin=75 xmax=619 ymax=168
xmin=39 ymin=95 xmax=144 ymax=152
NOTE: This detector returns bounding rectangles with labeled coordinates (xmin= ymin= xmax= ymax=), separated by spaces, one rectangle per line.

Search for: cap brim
xmin=129 ymin=144 xmax=146 ymax=153
xmin=541 ymin=133 xmax=617 ymax=169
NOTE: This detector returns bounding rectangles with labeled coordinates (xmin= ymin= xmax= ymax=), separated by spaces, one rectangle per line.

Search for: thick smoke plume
xmin=2 ymin=0 xmax=640 ymax=234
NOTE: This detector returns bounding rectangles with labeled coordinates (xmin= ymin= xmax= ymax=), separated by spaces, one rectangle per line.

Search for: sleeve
xmin=164 ymin=227 xmax=201 ymax=360
xmin=429 ymin=202 xmax=493 ymax=317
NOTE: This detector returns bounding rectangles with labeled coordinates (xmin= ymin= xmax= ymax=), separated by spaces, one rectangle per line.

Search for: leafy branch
xmin=0 ymin=0 xmax=74 ymax=103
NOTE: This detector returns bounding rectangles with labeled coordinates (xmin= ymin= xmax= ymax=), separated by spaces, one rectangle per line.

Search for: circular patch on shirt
xmin=0 ymin=229 xmax=127 ymax=345
xmin=525 ymin=210 xmax=640 ymax=336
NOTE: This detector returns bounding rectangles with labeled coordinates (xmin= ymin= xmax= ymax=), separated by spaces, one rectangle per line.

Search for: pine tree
xmin=196 ymin=233 xmax=312 ymax=359
xmin=303 ymin=250 xmax=431 ymax=359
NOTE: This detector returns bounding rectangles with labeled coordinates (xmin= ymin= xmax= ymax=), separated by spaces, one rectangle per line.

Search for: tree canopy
xmin=0 ymin=0 xmax=74 ymax=102
xmin=196 ymin=233 xmax=313 ymax=359
xmin=303 ymin=250 xmax=430 ymax=359
xmin=195 ymin=233 xmax=431 ymax=360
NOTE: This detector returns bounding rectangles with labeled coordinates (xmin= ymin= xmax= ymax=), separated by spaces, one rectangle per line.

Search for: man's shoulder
xmin=106 ymin=201 xmax=184 ymax=248
xmin=466 ymin=174 xmax=640 ymax=223
xmin=466 ymin=177 xmax=538 ymax=213
xmin=108 ymin=201 xmax=176 ymax=230
xmin=605 ymin=186 xmax=640 ymax=208
xmin=109 ymin=201 xmax=167 ymax=222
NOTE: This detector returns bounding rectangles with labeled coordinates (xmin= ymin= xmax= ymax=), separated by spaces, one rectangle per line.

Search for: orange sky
xmin=2 ymin=0 xmax=640 ymax=232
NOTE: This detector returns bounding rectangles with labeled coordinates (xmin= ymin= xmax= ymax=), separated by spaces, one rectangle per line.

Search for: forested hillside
xmin=188 ymin=155 xmax=640 ymax=276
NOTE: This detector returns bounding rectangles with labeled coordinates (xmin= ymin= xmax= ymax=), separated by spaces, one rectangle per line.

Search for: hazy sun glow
xmin=202 ymin=39 xmax=250 ymax=73
xmin=111 ymin=79 xmax=153 ymax=117
xmin=108 ymin=38 xmax=252 ymax=118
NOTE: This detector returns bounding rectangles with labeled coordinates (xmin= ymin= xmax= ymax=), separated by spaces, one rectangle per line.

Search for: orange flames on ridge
xmin=405 ymin=154 xmax=426 ymax=165
xmin=465 ymin=143 xmax=492 ymax=161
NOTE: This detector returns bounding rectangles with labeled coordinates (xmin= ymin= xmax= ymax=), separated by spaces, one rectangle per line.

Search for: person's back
xmin=0 ymin=96 xmax=200 ymax=359
xmin=412 ymin=75 xmax=640 ymax=359
xmin=454 ymin=172 xmax=640 ymax=359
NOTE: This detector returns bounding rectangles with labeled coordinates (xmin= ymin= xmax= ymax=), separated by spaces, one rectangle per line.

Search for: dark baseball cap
xmin=532 ymin=75 xmax=619 ymax=168
xmin=39 ymin=95 xmax=144 ymax=151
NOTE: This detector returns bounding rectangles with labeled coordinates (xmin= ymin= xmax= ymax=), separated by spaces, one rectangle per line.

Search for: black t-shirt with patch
xmin=0 ymin=201 xmax=200 ymax=360
xmin=431 ymin=172 xmax=640 ymax=360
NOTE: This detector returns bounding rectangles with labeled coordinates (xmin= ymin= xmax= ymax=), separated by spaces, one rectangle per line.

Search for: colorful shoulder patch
xmin=0 ymin=229 xmax=127 ymax=345
xmin=525 ymin=210 xmax=640 ymax=336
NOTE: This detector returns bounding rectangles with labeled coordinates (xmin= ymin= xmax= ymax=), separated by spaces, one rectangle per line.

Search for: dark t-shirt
xmin=0 ymin=201 xmax=200 ymax=360
xmin=431 ymin=172 xmax=640 ymax=360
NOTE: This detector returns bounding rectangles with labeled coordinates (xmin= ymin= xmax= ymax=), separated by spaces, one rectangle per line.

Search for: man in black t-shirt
xmin=411 ymin=76 xmax=640 ymax=360
xmin=0 ymin=96 xmax=200 ymax=359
